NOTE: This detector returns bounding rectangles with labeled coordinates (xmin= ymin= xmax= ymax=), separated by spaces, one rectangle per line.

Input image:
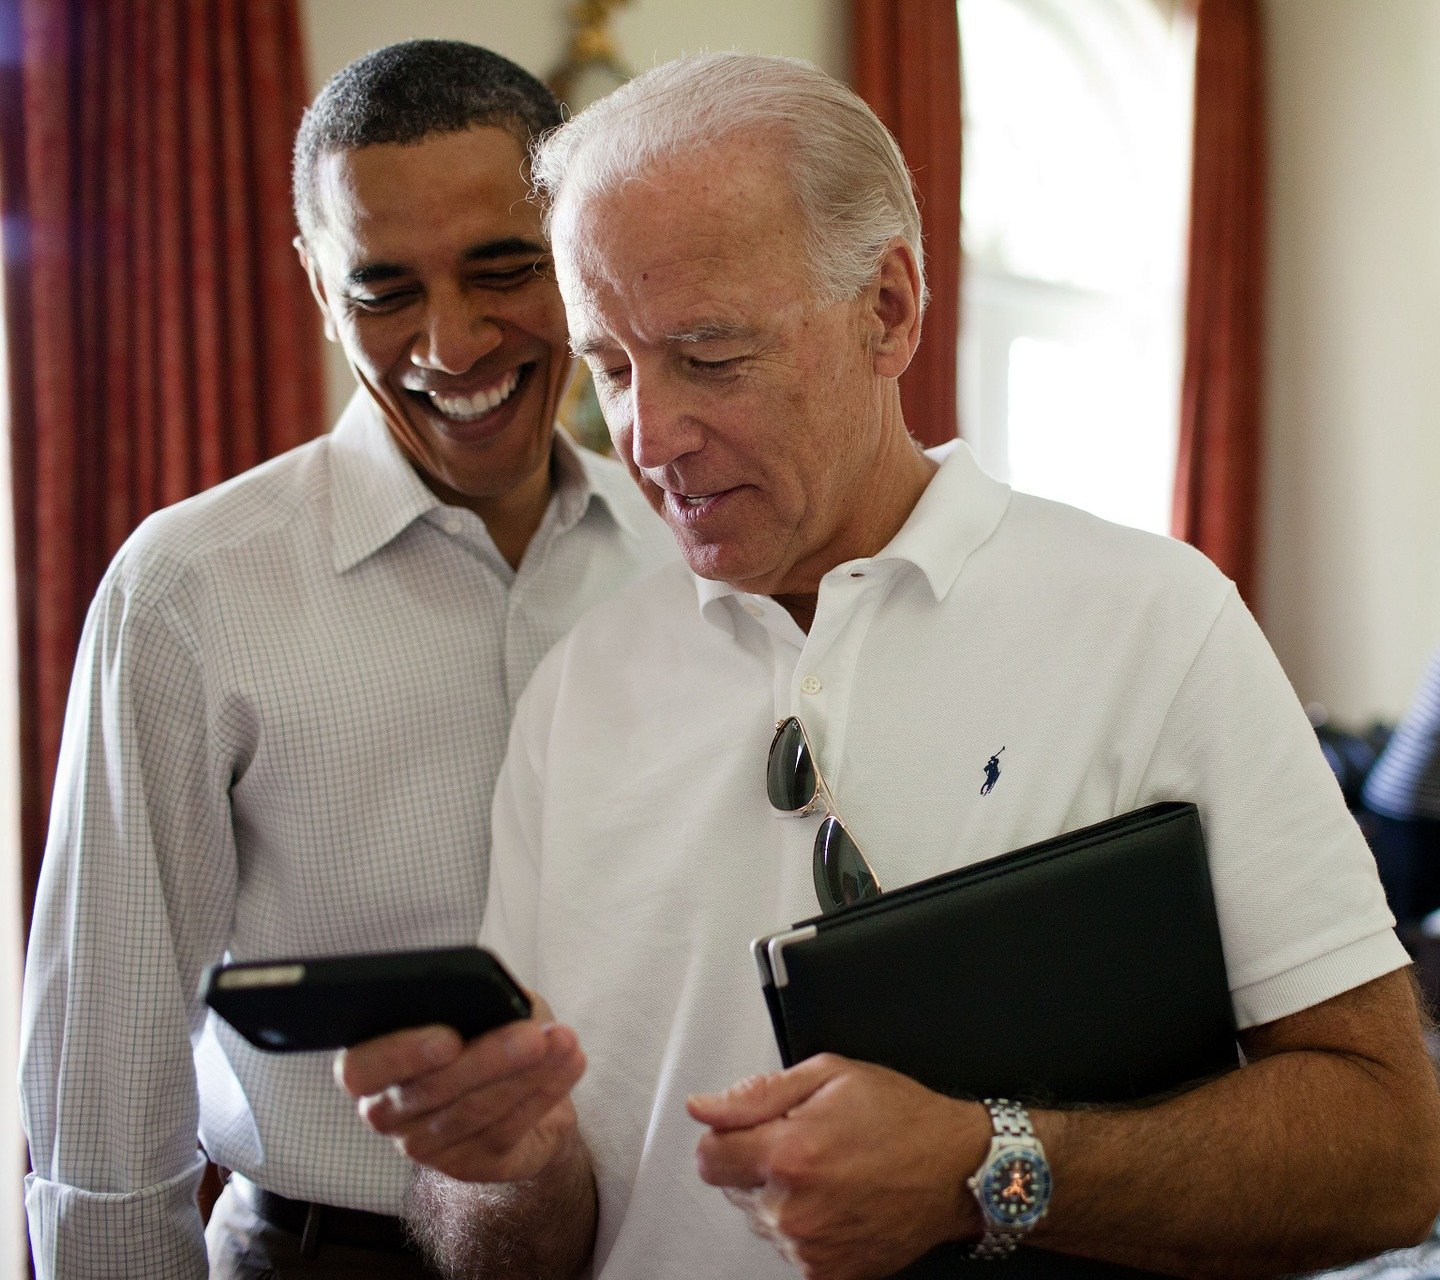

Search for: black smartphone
xmin=201 ymin=945 xmax=532 ymax=1052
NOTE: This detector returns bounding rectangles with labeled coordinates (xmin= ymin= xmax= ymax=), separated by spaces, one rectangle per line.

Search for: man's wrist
xmin=933 ymin=1097 xmax=997 ymax=1244
xmin=966 ymin=1099 xmax=1054 ymax=1257
xmin=404 ymin=1127 xmax=597 ymax=1280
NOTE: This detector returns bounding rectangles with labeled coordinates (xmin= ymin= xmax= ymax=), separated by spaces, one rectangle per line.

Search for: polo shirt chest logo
xmin=981 ymin=747 xmax=1005 ymax=796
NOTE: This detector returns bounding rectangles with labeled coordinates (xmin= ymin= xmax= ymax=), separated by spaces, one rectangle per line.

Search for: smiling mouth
xmin=410 ymin=367 xmax=523 ymax=423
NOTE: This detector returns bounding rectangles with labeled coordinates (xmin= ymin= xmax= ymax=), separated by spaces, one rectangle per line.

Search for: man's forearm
xmin=1031 ymin=971 xmax=1440 ymax=1278
xmin=405 ymin=1126 xmax=597 ymax=1280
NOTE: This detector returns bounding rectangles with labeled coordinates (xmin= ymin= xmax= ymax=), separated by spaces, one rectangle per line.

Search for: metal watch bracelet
xmin=968 ymin=1098 xmax=1050 ymax=1261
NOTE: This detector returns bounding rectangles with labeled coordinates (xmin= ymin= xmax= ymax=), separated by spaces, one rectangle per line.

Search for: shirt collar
xmin=329 ymin=392 xmax=443 ymax=574
xmin=868 ymin=438 xmax=1011 ymax=601
xmin=328 ymin=391 xmax=632 ymax=573
xmin=691 ymin=438 xmax=1012 ymax=624
xmin=552 ymin=429 xmax=649 ymax=542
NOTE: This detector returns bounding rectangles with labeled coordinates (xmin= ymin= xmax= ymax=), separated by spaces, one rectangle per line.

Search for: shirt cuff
xmin=25 ymin=1157 xmax=208 ymax=1280
xmin=1231 ymin=928 xmax=1412 ymax=1030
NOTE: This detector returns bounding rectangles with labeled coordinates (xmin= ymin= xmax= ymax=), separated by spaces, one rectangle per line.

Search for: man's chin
xmin=677 ymin=543 xmax=775 ymax=594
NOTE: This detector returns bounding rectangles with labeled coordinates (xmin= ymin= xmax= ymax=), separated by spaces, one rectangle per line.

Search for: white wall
xmin=1262 ymin=0 xmax=1440 ymax=725
xmin=303 ymin=0 xmax=848 ymax=85
xmin=299 ymin=0 xmax=848 ymax=425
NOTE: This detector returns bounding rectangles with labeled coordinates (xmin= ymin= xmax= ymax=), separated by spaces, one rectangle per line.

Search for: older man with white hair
xmin=337 ymin=52 xmax=1440 ymax=1280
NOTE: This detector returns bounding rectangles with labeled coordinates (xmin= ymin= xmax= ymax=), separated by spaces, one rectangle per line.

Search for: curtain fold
xmin=851 ymin=0 xmax=961 ymax=448
xmin=2 ymin=0 xmax=324 ymax=936
xmin=1173 ymin=0 xmax=1266 ymax=610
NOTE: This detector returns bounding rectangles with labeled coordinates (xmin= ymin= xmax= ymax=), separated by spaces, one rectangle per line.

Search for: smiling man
xmin=336 ymin=52 xmax=1440 ymax=1280
xmin=19 ymin=41 xmax=672 ymax=1280
xmin=293 ymin=116 xmax=573 ymax=570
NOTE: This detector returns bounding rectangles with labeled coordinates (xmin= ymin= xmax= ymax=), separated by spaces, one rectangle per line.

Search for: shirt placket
xmin=747 ymin=567 xmax=889 ymax=899
xmin=786 ymin=561 xmax=889 ymax=784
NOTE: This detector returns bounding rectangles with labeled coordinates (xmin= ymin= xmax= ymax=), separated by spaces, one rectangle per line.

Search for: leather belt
xmin=234 ymin=1176 xmax=415 ymax=1258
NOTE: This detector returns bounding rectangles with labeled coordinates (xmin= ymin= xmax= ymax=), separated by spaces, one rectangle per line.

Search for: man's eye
xmin=691 ymin=355 xmax=742 ymax=375
xmin=474 ymin=262 xmax=549 ymax=290
xmin=587 ymin=361 xmax=631 ymax=390
xmin=345 ymin=291 xmax=414 ymax=314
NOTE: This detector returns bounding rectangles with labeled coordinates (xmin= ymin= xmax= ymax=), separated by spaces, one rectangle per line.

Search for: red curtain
xmin=2 ymin=0 xmax=324 ymax=937
xmin=1173 ymin=0 xmax=1266 ymax=610
xmin=851 ymin=0 xmax=961 ymax=448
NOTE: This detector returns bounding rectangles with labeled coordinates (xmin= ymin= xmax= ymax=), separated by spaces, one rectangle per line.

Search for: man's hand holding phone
xmin=202 ymin=945 xmax=589 ymax=1186
xmin=334 ymin=992 xmax=588 ymax=1186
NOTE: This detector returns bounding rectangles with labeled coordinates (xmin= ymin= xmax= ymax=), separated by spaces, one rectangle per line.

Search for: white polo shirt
xmin=482 ymin=440 xmax=1405 ymax=1280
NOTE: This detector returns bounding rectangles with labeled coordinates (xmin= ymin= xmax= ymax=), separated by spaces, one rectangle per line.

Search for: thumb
xmin=687 ymin=1053 xmax=843 ymax=1132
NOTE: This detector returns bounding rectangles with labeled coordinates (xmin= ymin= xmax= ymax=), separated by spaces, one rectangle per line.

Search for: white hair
xmin=530 ymin=51 xmax=928 ymax=310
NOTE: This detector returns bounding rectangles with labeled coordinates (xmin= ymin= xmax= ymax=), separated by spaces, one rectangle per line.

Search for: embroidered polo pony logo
xmin=980 ymin=747 xmax=1005 ymax=796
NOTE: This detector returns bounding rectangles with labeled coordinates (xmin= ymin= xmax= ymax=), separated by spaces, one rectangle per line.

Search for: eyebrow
xmin=571 ymin=321 xmax=759 ymax=360
xmin=570 ymin=335 xmax=614 ymax=361
xmin=669 ymin=321 xmax=756 ymax=345
xmin=344 ymin=238 xmax=551 ymax=289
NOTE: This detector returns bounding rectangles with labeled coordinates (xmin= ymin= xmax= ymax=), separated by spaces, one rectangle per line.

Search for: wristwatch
xmin=966 ymin=1098 xmax=1052 ymax=1259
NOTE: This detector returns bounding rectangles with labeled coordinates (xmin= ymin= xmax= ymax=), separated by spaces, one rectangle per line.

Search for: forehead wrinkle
xmin=557 ymin=179 xmax=806 ymax=355
xmin=313 ymin=131 xmax=546 ymax=278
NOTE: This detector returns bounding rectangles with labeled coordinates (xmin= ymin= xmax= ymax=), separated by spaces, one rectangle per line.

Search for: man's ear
xmin=295 ymin=235 xmax=340 ymax=343
xmin=867 ymin=238 xmax=923 ymax=379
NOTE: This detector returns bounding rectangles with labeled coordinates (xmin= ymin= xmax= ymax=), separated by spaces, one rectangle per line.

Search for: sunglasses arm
xmin=811 ymin=767 xmax=843 ymax=819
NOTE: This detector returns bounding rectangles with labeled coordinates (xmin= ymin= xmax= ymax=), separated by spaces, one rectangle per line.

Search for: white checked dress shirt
xmin=19 ymin=392 xmax=675 ymax=1280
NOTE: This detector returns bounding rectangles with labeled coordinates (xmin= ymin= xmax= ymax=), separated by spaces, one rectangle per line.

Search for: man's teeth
xmin=427 ymin=369 xmax=520 ymax=421
xmin=680 ymin=493 xmax=713 ymax=507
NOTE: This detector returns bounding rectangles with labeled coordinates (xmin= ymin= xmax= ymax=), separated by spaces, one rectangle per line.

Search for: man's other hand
xmin=335 ymin=994 xmax=586 ymax=1185
xmin=688 ymin=1054 xmax=986 ymax=1280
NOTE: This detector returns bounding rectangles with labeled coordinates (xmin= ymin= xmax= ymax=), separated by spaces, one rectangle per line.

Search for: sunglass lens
xmin=767 ymin=717 xmax=817 ymax=813
xmin=815 ymin=815 xmax=881 ymax=911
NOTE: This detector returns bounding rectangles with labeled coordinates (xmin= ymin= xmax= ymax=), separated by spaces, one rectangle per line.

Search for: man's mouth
xmin=412 ymin=368 xmax=523 ymax=423
xmin=664 ymin=487 xmax=736 ymax=519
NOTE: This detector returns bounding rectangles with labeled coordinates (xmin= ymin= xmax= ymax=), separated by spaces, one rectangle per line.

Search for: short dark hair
xmin=293 ymin=39 xmax=563 ymax=241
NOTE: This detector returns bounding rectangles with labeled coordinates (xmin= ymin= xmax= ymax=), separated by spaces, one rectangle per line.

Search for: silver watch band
xmin=971 ymin=1225 xmax=1029 ymax=1260
xmin=986 ymin=1098 xmax=1035 ymax=1140
xmin=969 ymin=1098 xmax=1045 ymax=1261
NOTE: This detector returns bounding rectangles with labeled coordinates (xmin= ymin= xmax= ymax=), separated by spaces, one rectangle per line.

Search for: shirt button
xmin=801 ymin=675 xmax=823 ymax=695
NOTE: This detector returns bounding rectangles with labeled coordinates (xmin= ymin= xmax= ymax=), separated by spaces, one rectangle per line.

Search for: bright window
xmin=958 ymin=0 xmax=1196 ymax=533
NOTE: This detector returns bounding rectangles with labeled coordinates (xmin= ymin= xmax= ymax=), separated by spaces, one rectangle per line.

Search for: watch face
xmin=979 ymin=1147 xmax=1052 ymax=1229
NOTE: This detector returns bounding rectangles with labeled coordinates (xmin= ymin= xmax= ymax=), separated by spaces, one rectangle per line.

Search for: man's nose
xmin=629 ymin=370 xmax=703 ymax=471
xmin=410 ymin=298 xmax=502 ymax=375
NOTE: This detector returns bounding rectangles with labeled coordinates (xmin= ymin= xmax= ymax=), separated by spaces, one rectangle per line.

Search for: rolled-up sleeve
xmin=20 ymin=565 xmax=237 ymax=1279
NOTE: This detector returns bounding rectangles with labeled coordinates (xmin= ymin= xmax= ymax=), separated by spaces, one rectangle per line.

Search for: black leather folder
xmin=751 ymin=801 xmax=1240 ymax=1279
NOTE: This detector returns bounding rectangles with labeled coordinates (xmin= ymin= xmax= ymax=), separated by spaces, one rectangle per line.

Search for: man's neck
xmin=356 ymin=368 xmax=558 ymax=571
xmin=458 ymin=456 xmax=556 ymax=571
xmin=773 ymin=592 xmax=819 ymax=633
xmin=770 ymin=438 xmax=938 ymax=634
